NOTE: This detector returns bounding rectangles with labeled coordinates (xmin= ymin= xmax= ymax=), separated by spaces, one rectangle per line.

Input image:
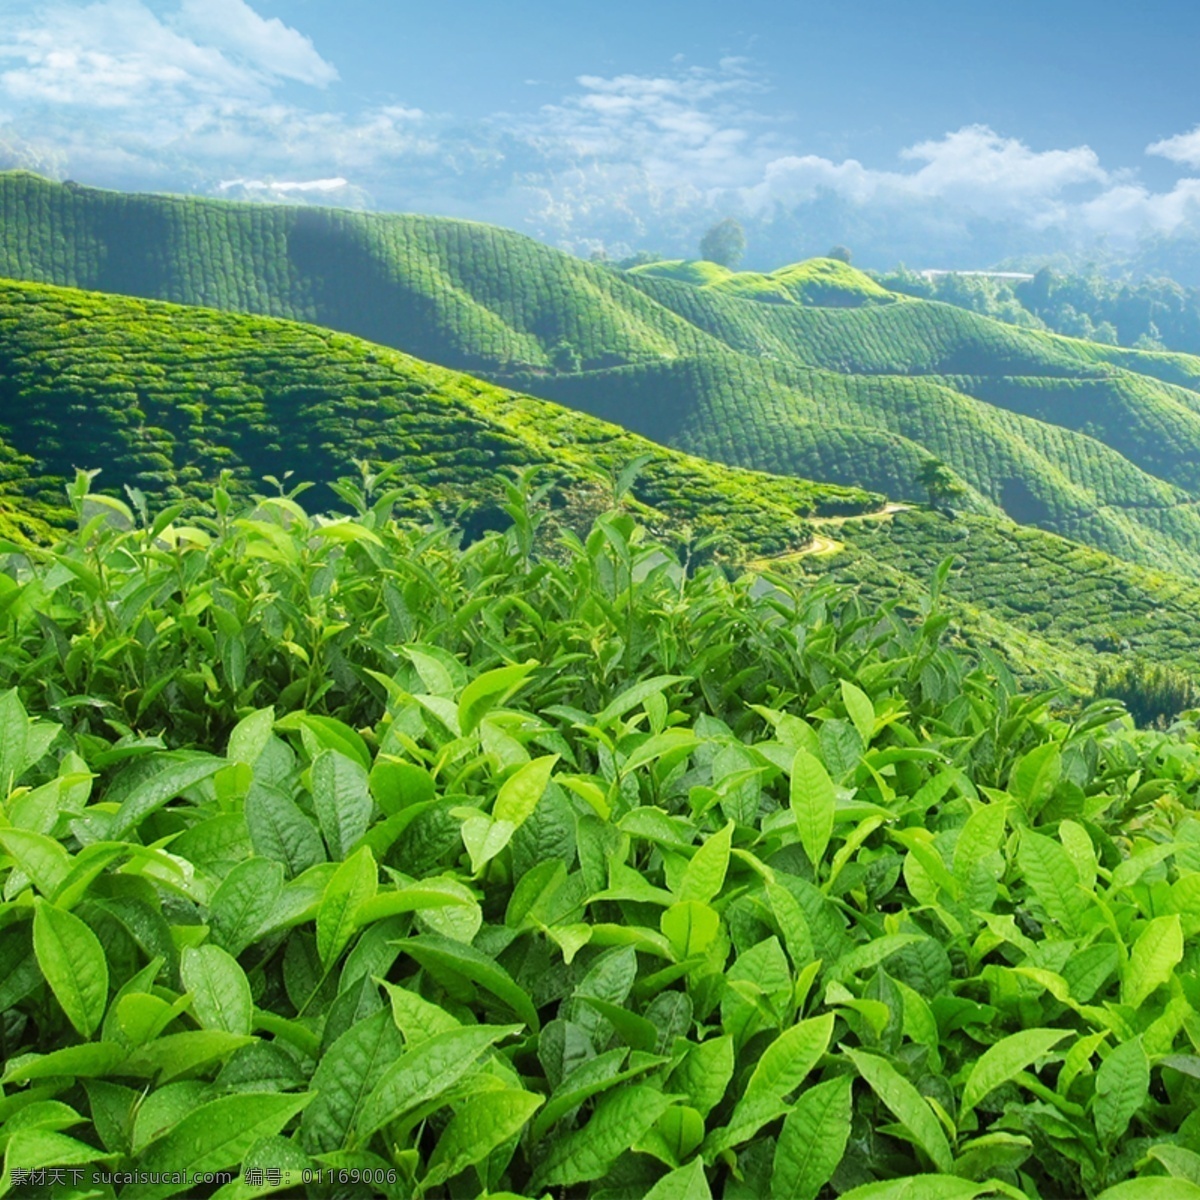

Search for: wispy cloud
xmin=1147 ymin=127 xmax=1200 ymax=169
xmin=218 ymin=177 xmax=350 ymax=193
xmin=0 ymin=0 xmax=335 ymax=110
xmin=175 ymin=0 xmax=337 ymax=88
xmin=511 ymin=59 xmax=778 ymax=189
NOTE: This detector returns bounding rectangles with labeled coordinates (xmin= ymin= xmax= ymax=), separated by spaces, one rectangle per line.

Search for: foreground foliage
xmin=1 ymin=478 xmax=1200 ymax=1199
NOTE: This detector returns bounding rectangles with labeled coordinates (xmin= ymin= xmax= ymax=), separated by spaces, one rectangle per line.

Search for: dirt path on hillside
xmin=748 ymin=502 xmax=914 ymax=569
xmin=810 ymin=501 xmax=912 ymax=527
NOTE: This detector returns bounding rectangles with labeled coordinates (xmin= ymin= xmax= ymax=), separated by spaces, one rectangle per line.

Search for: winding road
xmin=749 ymin=502 xmax=913 ymax=569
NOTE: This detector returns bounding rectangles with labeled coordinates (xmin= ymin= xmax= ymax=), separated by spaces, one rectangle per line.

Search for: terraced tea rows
xmin=7 ymin=173 xmax=1200 ymax=576
xmin=0 ymin=278 xmax=876 ymax=559
xmin=4 ymin=278 xmax=1200 ymax=694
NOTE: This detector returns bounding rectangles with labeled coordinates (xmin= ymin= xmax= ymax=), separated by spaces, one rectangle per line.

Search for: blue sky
xmin=3 ymin=0 xmax=1200 ymax=268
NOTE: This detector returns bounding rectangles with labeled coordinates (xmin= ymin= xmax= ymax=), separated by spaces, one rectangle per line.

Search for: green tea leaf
xmin=1149 ymin=1145 xmax=1200 ymax=1185
xmin=284 ymin=713 xmax=372 ymax=771
xmin=1123 ymin=914 xmax=1183 ymax=1008
xmin=354 ymin=879 xmax=475 ymax=926
xmin=311 ymin=750 xmax=373 ymax=860
xmin=32 ymin=900 xmax=108 ymax=1038
xmin=791 ymin=749 xmax=836 ymax=870
xmin=120 ymin=1030 xmax=253 ymax=1084
xmin=846 ymin=1048 xmax=954 ymax=1173
xmin=533 ymin=1084 xmax=678 ymax=1189
xmin=424 ymin=1088 xmax=543 ymax=1187
xmin=227 ymin=707 xmax=275 ymax=767
xmin=400 ymin=934 xmax=540 ymax=1031
xmin=108 ymin=757 xmax=226 ymax=839
xmin=368 ymin=759 xmax=435 ymax=816
xmin=661 ymin=900 xmax=721 ymax=961
xmin=380 ymin=980 xmax=461 ymax=1042
xmin=300 ymin=1009 xmax=405 ymax=1154
xmin=1094 ymin=1037 xmax=1150 ymax=1148
xmin=181 ymin=944 xmax=253 ymax=1036
xmin=642 ymin=1158 xmax=713 ymax=1200
xmin=1010 ymin=742 xmax=1062 ymax=816
xmin=840 ymin=1177 xmax=992 ymax=1200
xmin=356 ymin=1023 xmax=521 ymax=1141
xmin=244 ymin=784 xmax=326 ymax=876
xmin=706 ymin=1014 xmax=834 ymax=1156
xmin=316 ymin=845 xmax=377 ymax=970
xmin=744 ymin=1013 xmax=834 ymax=1108
xmin=952 ymin=801 xmax=1007 ymax=884
xmin=596 ymin=676 xmax=690 ymax=728
xmin=0 ymin=829 xmax=71 ymax=897
xmin=960 ymin=1027 xmax=1070 ymax=1112
xmin=641 ymin=1158 xmax=713 ymax=1200
xmin=458 ymin=661 xmax=538 ymax=735
xmin=669 ymin=1036 xmax=734 ymax=1118
xmin=1 ymin=1128 xmax=113 ymax=1193
xmin=494 ymin=753 xmax=558 ymax=826
xmin=122 ymin=1091 xmax=312 ymax=1200
xmin=678 ymin=821 xmax=733 ymax=904
xmin=534 ymin=1049 xmax=667 ymax=1139
xmin=1018 ymin=829 xmax=1088 ymax=936
xmin=209 ymin=856 xmax=286 ymax=956
xmin=772 ymin=1075 xmax=853 ymax=1200
xmin=1095 ymin=1181 xmax=1200 ymax=1200
xmin=841 ymin=680 xmax=875 ymax=745
xmin=113 ymin=992 xmax=190 ymax=1048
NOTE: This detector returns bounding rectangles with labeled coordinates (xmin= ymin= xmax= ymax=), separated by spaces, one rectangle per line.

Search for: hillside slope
xmin=4 ymin=277 xmax=1200 ymax=688
xmin=0 ymin=278 xmax=880 ymax=559
xmin=6 ymin=173 xmax=1200 ymax=574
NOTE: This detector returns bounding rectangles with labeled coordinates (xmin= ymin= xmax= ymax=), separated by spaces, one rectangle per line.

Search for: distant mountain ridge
xmin=6 ymin=171 xmax=1200 ymax=577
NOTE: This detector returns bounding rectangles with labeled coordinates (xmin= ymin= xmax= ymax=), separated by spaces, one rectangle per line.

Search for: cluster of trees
xmin=695 ymin=218 xmax=852 ymax=271
xmin=880 ymin=264 xmax=1200 ymax=354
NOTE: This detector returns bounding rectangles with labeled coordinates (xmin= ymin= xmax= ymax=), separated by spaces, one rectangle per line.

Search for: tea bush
xmin=1 ymin=474 xmax=1200 ymax=1198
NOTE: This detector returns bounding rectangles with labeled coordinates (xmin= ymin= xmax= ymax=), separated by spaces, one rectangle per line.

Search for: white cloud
xmin=899 ymin=126 xmax=1107 ymax=201
xmin=512 ymin=60 xmax=776 ymax=191
xmin=738 ymin=127 xmax=1109 ymax=229
xmin=1148 ymin=127 xmax=1200 ymax=169
xmin=1079 ymin=178 xmax=1200 ymax=234
xmin=0 ymin=0 xmax=338 ymax=113
xmin=175 ymin=0 xmax=337 ymax=87
xmin=218 ymin=176 xmax=349 ymax=193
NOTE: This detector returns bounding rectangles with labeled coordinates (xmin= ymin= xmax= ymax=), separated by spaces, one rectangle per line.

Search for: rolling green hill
xmin=4 ymin=275 xmax=1200 ymax=692
xmin=6 ymin=173 xmax=1200 ymax=578
xmin=0 ymin=277 xmax=877 ymax=559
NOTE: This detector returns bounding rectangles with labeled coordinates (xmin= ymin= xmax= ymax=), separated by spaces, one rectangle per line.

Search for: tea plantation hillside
xmin=792 ymin=507 xmax=1200 ymax=687
xmin=0 ymin=277 xmax=877 ymax=560
xmin=0 ymin=171 xmax=718 ymax=372
xmin=1 ymin=477 xmax=1199 ymax=1198
xmin=8 ymin=277 xmax=1200 ymax=694
xmin=8 ymin=173 xmax=1200 ymax=574
xmin=505 ymin=354 xmax=1200 ymax=578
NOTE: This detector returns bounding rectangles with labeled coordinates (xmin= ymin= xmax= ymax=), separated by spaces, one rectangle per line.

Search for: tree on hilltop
xmin=700 ymin=219 xmax=746 ymax=269
xmin=916 ymin=457 xmax=966 ymax=508
xmin=827 ymin=245 xmax=853 ymax=264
